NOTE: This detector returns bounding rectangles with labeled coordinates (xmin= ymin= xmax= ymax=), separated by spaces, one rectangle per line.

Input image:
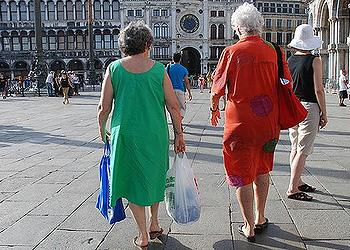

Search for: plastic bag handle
xmin=104 ymin=141 xmax=111 ymax=156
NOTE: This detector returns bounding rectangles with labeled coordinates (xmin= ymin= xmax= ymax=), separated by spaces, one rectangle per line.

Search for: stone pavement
xmin=0 ymin=90 xmax=349 ymax=250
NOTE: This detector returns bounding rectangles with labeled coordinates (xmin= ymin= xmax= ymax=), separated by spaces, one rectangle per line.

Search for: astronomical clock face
xmin=180 ymin=14 xmax=199 ymax=33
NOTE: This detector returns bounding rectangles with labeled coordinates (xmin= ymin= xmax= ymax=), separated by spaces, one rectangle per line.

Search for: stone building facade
xmin=307 ymin=0 xmax=350 ymax=85
xmin=0 ymin=0 xmax=309 ymax=80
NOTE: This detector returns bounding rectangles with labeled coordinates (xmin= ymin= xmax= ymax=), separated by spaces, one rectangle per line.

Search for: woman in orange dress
xmin=210 ymin=3 xmax=291 ymax=242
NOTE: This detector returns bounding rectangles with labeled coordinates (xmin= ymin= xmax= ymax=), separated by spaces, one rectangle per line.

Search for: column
xmin=17 ymin=2 xmax=20 ymax=21
xmin=55 ymin=2 xmax=58 ymax=20
xmin=82 ymin=0 xmax=86 ymax=20
xmin=73 ymin=2 xmax=76 ymax=20
xmin=7 ymin=2 xmax=10 ymax=21
xmin=64 ymin=1 xmax=67 ymax=20
xmin=110 ymin=0 xmax=113 ymax=20
xmin=27 ymin=2 xmax=30 ymax=20
xmin=203 ymin=0 xmax=208 ymax=73
xmin=171 ymin=2 xmax=176 ymax=54
xmin=335 ymin=18 xmax=340 ymax=80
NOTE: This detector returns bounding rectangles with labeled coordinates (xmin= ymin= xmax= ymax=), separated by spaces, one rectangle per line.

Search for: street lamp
xmin=87 ymin=0 xmax=96 ymax=90
xmin=34 ymin=0 xmax=46 ymax=96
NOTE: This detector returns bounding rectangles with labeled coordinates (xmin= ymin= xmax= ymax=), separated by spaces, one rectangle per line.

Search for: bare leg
xmin=289 ymin=150 xmax=297 ymax=167
xmin=129 ymin=203 xmax=148 ymax=247
xmin=287 ymin=152 xmax=308 ymax=194
xmin=149 ymin=203 xmax=161 ymax=232
xmin=236 ymin=184 xmax=255 ymax=237
xmin=253 ymin=174 xmax=269 ymax=225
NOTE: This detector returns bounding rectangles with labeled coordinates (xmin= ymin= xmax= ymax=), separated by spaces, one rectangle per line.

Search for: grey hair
xmin=118 ymin=21 xmax=154 ymax=56
xmin=231 ymin=3 xmax=263 ymax=36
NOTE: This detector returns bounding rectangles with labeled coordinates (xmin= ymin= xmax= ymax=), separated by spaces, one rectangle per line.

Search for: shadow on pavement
xmin=213 ymin=239 xmax=234 ymax=249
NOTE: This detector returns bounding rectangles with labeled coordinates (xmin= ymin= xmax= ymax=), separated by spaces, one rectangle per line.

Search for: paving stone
xmin=0 ymin=215 xmax=65 ymax=246
xmin=165 ymin=234 xmax=233 ymax=250
xmin=0 ymin=201 xmax=38 ymax=232
xmin=289 ymin=210 xmax=350 ymax=239
xmin=304 ymin=240 xmax=350 ymax=250
xmin=0 ymin=172 xmax=16 ymax=181
xmin=60 ymin=160 xmax=99 ymax=172
xmin=6 ymin=183 xmax=65 ymax=202
xmin=12 ymin=164 xmax=60 ymax=179
xmin=196 ymin=174 xmax=229 ymax=207
xmin=58 ymin=202 xmax=113 ymax=232
xmin=29 ymin=192 xmax=88 ymax=216
xmin=0 ymin=246 xmax=32 ymax=249
xmin=0 ymin=192 xmax=15 ymax=203
xmin=35 ymin=230 xmax=106 ymax=250
xmin=232 ymin=223 xmax=306 ymax=250
xmin=37 ymin=170 xmax=84 ymax=184
xmin=0 ymin=177 xmax=36 ymax=193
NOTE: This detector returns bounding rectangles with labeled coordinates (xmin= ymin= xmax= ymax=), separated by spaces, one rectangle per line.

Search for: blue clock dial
xmin=180 ymin=14 xmax=199 ymax=33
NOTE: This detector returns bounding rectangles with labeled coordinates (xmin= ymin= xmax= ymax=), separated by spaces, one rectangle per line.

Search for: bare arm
xmin=184 ymin=76 xmax=192 ymax=101
xmin=313 ymin=57 xmax=327 ymax=128
xmin=97 ymin=66 xmax=114 ymax=142
xmin=163 ymin=71 xmax=185 ymax=153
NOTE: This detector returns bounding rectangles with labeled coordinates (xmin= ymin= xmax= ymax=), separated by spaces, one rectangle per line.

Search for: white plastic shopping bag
xmin=165 ymin=153 xmax=201 ymax=224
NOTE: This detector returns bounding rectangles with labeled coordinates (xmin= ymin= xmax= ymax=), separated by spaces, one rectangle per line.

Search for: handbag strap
xmin=270 ymin=42 xmax=284 ymax=79
xmin=104 ymin=141 xmax=110 ymax=156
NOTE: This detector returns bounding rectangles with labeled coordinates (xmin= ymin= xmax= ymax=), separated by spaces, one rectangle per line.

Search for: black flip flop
xmin=287 ymin=192 xmax=313 ymax=201
xmin=133 ymin=236 xmax=148 ymax=250
xmin=254 ymin=218 xmax=268 ymax=233
xmin=238 ymin=225 xmax=255 ymax=242
xmin=149 ymin=228 xmax=163 ymax=240
xmin=298 ymin=184 xmax=316 ymax=192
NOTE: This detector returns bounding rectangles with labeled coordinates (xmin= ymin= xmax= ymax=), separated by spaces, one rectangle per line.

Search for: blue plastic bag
xmin=96 ymin=142 xmax=126 ymax=224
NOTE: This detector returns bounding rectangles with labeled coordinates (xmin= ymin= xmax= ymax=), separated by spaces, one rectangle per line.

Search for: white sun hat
xmin=288 ymin=24 xmax=323 ymax=51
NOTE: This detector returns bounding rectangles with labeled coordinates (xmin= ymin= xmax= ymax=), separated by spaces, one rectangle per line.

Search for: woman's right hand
xmin=319 ymin=113 xmax=328 ymax=129
xmin=174 ymin=134 xmax=186 ymax=153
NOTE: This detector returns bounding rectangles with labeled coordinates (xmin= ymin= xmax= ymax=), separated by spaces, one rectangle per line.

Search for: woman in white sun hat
xmin=286 ymin=24 xmax=328 ymax=201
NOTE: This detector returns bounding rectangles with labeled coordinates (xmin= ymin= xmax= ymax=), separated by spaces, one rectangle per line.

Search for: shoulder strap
xmin=270 ymin=42 xmax=284 ymax=79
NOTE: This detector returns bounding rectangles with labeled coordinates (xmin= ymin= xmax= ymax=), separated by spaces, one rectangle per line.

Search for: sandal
xmin=287 ymin=192 xmax=313 ymax=201
xmin=254 ymin=218 xmax=268 ymax=233
xmin=238 ymin=225 xmax=255 ymax=242
xmin=133 ymin=236 xmax=148 ymax=249
xmin=149 ymin=228 xmax=163 ymax=240
xmin=298 ymin=184 xmax=316 ymax=192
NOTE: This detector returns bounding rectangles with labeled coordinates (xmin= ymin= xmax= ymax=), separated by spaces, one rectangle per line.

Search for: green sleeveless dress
xmin=109 ymin=60 xmax=169 ymax=207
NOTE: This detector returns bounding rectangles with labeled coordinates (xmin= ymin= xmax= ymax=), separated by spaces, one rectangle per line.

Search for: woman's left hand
xmin=211 ymin=110 xmax=221 ymax=126
xmin=174 ymin=134 xmax=186 ymax=153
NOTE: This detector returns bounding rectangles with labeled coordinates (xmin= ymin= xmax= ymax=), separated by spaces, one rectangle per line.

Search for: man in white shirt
xmin=45 ymin=71 xmax=55 ymax=97
xmin=338 ymin=69 xmax=348 ymax=106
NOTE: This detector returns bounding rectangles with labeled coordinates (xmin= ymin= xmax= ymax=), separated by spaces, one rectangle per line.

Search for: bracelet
xmin=210 ymin=106 xmax=219 ymax=112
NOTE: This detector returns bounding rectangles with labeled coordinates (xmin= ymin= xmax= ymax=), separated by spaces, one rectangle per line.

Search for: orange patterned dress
xmin=212 ymin=36 xmax=287 ymax=187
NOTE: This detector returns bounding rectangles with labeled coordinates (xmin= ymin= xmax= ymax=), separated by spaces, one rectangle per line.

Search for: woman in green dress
xmin=97 ymin=21 xmax=185 ymax=249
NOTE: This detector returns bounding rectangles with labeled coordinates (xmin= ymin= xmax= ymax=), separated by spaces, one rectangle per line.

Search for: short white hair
xmin=231 ymin=2 xmax=264 ymax=35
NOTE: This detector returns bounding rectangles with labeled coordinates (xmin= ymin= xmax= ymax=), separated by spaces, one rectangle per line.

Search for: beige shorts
xmin=289 ymin=102 xmax=320 ymax=155
xmin=174 ymin=89 xmax=186 ymax=117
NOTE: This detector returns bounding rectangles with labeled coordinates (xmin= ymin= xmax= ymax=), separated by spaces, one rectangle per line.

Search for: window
xmin=210 ymin=47 xmax=217 ymax=59
xmin=0 ymin=1 xmax=8 ymax=21
xmin=12 ymin=36 xmax=20 ymax=51
xmin=265 ymin=32 xmax=271 ymax=42
xmin=112 ymin=1 xmax=120 ymax=20
xmin=161 ymin=9 xmax=168 ymax=16
xmin=103 ymin=31 xmax=111 ymax=49
xmin=57 ymin=1 xmax=64 ymax=20
xmin=270 ymin=3 xmax=275 ymax=13
xmin=48 ymin=1 xmax=55 ymax=20
xmin=286 ymin=33 xmax=292 ymax=44
xmin=58 ymin=31 xmax=65 ymax=50
xmin=67 ymin=32 xmax=74 ymax=49
xmin=127 ymin=10 xmax=134 ymax=16
xmin=276 ymin=4 xmax=281 ymax=13
xmin=30 ymin=33 xmax=35 ymax=50
xmin=161 ymin=23 xmax=169 ymax=38
xmin=263 ymin=3 xmax=269 ymax=12
xmin=76 ymin=33 xmax=83 ymax=49
xmin=288 ymin=4 xmax=293 ymax=14
xmin=76 ymin=1 xmax=83 ymax=20
xmin=277 ymin=32 xmax=282 ymax=45
xmin=153 ymin=46 xmax=161 ymax=58
xmin=265 ymin=19 xmax=272 ymax=29
xmin=282 ymin=4 xmax=287 ymax=13
xmin=297 ymin=20 xmax=303 ymax=26
xmin=277 ymin=19 xmax=282 ymax=29
xmin=162 ymin=47 xmax=169 ymax=58
xmin=103 ymin=1 xmax=110 ymax=19
xmin=218 ymin=11 xmax=224 ymax=17
xmin=94 ymin=1 xmax=101 ymax=19
xmin=113 ymin=34 xmax=118 ymax=49
xmin=287 ymin=20 xmax=292 ymax=29
xmin=210 ymin=24 xmax=217 ymax=39
xmin=29 ymin=1 xmax=34 ymax=20
xmin=210 ymin=11 xmax=216 ymax=17
xmin=257 ymin=3 xmax=263 ymax=12
xmin=218 ymin=24 xmax=224 ymax=39
xmin=295 ymin=4 xmax=300 ymax=14
xmin=95 ymin=35 xmax=102 ymax=49
xmin=135 ymin=9 xmax=142 ymax=17
xmin=22 ymin=36 xmax=29 ymax=50
xmin=48 ymin=32 xmax=56 ymax=50
xmin=9 ymin=1 xmax=17 ymax=21
xmin=153 ymin=23 xmax=160 ymax=38
xmin=19 ymin=1 xmax=27 ymax=21
xmin=66 ymin=1 xmax=74 ymax=20
xmin=42 ymin=35 xmax=47 ymax=50
xmin=3 ymin=36 xmax=10 ymax=51
xmin=218 ymin=47 xmax=225 ymax=58
xmin=153 ymin=9 xmax=160 ymax=16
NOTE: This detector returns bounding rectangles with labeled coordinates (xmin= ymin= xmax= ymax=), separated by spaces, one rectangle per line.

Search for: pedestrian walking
xmin=97 ymin=21 xmax=185 ymax=249
xmin=0 ymin=73 xmax=8 ymax=99
xmin=71 ymin=72 xmax=80 ymax=96
xmin=210 ymin=3 xmax=284 ymax=242
xmin=338 ymin=69 xmax=348 ymax=106
xmin=59 ymin=71 xmax=73 ymax=104
xmin=206 ymin=70 xmax=213 ymax=93
xmin=167 ymin=53 xmax=192 ymax=118
xmin=45 ymin=71 xmax=55 ymax=97
xmin=286 ymin=24 xmax=328 ymax=201
xmin=198 ymin=74 xmax=206 ymax=93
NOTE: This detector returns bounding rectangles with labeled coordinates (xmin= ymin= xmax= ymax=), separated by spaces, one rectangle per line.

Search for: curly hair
xmin=118 ymin=21 xmax=154 ymax=56
xmin=231 ymin=3 xmax=263 ymax=36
